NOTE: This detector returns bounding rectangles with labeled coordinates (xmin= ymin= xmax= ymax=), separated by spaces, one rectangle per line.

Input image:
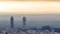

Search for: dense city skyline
xmin=0 ymin=0 xmax=60 ymax=34
xmin=0 ymin=15 xmax=59 ymax=34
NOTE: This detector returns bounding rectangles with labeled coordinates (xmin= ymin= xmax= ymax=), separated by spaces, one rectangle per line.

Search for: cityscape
xmin=0 ymin=0 xmax=60 ymax=34
xmin=0 ymin=15 xmax=60 ymax=34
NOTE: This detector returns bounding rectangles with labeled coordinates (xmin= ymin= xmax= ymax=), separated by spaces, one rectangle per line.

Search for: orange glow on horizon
xmin=0 ymin=1 xmax=60 ymax=15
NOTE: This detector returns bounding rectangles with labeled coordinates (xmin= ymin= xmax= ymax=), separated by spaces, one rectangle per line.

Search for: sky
xmin=0 ymin=0 xmax=60 ymax=28
xmin=0 ymin=0 xmax=60 ymax=14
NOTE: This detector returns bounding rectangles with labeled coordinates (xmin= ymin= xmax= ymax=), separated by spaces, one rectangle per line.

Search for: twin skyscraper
xmin=10 ymin=16 xmax=26 ymax=29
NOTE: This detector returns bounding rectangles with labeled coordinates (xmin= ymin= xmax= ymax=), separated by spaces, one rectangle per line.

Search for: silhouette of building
xmin=10 ymin=16 xmax=14 ymax=29
xmin=42 ymin=25 xmax=50 ymax=30
xmin=22 ymin=16 xmax=26 ymax=30
xmin=5 ymin=32 xmax=8 ymax=34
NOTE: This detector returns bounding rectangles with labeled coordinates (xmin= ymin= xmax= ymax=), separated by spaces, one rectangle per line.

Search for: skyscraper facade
xmin=10 ymin=16 xmax=14 ymax=29
xmin=22 ymin=16 xmax=26 ymax=29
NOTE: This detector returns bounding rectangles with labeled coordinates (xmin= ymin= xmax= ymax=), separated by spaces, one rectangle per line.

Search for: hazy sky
xmin=0 ymin=0 xmax=60 ymax=14
xmin=0 ymin=0 xmax=60 ymax=28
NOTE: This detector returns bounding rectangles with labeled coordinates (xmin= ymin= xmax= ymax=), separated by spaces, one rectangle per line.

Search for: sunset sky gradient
xmin=0 ymin=0 xmax=60 ymax=14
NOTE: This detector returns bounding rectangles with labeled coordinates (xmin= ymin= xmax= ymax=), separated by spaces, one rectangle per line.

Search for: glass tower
xmin=10 ymin=16 xmax=14 ymax=29
xmin=22 ymin=16 xmax=26 ymax=29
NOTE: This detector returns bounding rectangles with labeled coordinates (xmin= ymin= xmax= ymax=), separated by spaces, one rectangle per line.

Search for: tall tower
xmin=10 ymin=16 xmax=14 ymax=29
xmin=22 ymin=16 xmax=26 ymax=29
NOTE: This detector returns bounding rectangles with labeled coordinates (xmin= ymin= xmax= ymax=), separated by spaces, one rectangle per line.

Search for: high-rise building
xmin=10 ymin=16 xmax=14 ymax=29
xmin=22 ymin=16 xmax=26 ymax=30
